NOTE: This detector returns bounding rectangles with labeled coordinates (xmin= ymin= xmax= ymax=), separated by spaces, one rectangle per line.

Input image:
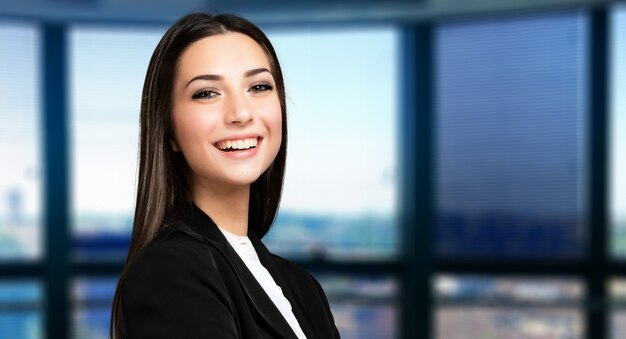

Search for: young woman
xmin=109 ymin=13 xmax=340 ymax=339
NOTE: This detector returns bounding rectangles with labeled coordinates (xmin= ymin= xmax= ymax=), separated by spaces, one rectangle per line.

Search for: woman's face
xmin=171 ymin=32 xmax=282 ymax=190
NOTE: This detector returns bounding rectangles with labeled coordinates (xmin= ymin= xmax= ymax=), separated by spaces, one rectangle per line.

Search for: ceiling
xmin=0 ymin=0 xmax=620 ymax=25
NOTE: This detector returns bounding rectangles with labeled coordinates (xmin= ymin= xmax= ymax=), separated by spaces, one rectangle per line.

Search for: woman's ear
xmin=170 ymin=138 xmax=181 ymax=152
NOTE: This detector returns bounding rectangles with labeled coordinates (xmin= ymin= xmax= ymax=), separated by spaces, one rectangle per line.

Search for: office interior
xmin=0 ymin=0 xmax=625 ymax=338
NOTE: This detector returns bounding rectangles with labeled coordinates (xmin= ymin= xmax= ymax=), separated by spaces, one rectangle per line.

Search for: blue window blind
xmin=0 ymin=21 xmax=41 ymax=261
xmin=435 ymin=11 xmax=589 ymax=259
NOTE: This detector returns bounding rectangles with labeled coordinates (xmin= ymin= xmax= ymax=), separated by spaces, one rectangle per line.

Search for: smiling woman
xmin=110 ymin=13 xmax=339 ymax=339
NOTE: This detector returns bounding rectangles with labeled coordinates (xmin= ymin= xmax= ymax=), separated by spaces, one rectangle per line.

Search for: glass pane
xmin=264 ymin=27 xmax=399 ymax=260
xmin=69 ymin=26 xmax=164 ymax=261
xmin=0 ymin=21 xmax=42 ymax=261
xmin=72 ymin=278 xmax=117 ymax=339
xmin=612 ymin=311 xmax=626 ymax=339
xmin=435 ymin=12 xmax=588 ymax=259
xmin=610 ymin=278 xmax=626 ymax=339
xmin=611 ymin=4 xmax=626 ymax=257
xmin=435 ymin=275 xmax=584 ymax=339
xmin=317 ymin=275 xmax=398 ymax=339
xmin=0 ymin=280 xmax=43 ymax=339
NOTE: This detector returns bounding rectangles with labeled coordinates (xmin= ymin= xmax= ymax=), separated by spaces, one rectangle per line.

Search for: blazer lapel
xmin=173 ymin=203 xmax=299 ymax=339
xmin=249 ymin=234 xmax=318 ymax=339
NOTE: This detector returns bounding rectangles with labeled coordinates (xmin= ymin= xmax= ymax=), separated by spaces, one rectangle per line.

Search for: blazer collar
xmin=166 ymin=202 xmax=302 ymax=339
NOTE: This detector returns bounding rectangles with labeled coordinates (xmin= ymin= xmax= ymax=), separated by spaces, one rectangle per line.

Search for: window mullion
xmin=587 ymin=7 xmax=609 ymax=339
xmin=399 ymin=23 xmax=434 ymax=339
xmin=42 ymin=23 xmax=70 ymax=339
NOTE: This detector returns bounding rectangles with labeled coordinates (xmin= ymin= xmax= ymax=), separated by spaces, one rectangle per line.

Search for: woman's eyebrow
xmin=244 ymin=67 xmax=270 ymax=77
xmin=185 ymin=74 xmax=222 ymax=88
xmin=185 ymin=68 xmax=271 ymax=89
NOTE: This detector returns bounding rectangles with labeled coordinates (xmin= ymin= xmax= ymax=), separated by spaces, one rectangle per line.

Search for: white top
xmin=218 ymin=228 xmax=307 ymax=339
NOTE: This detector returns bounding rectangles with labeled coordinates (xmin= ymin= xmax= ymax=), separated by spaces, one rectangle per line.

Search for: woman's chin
xmin=215 ymin=171 xmax=265 ymax=187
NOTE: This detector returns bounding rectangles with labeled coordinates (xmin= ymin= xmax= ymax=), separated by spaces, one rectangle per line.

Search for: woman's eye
xmin=192 ymin=89 xmax=219 ymax=100
xmin=249 ymin=83 xmax=273 ymax=93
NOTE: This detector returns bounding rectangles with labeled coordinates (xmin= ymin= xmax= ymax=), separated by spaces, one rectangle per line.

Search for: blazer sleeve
xmin=120 ymin=234 xmax=238 ymax=339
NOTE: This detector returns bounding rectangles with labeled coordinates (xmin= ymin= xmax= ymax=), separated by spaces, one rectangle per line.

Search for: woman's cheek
xmin=264 ymin=99 xmax=282 ymax=135
xmin=174 ymin=107 xmax=218 ymax=157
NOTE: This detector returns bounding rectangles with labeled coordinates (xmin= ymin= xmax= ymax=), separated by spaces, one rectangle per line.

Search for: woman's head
xmin=136 ymin=13 xmax=287 ymax=245
xmin=111 ymin=13 xmax=287 ymax=338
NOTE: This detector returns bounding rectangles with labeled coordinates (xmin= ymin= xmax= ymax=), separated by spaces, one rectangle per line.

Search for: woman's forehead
xmin=176 ymin=32 xmax=272 ymax=80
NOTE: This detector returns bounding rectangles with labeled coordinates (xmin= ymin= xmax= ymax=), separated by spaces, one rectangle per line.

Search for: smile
xmin=215 ymin=137 xmax=260 ymax=152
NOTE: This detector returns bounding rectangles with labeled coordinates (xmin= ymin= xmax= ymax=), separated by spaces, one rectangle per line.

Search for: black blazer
xmin=120 ymin=203 xmax=340 ymax=339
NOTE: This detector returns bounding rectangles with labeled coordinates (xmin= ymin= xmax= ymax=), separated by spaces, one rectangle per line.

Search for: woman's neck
xmin=190 ymin=178 xmax=250 ymax=236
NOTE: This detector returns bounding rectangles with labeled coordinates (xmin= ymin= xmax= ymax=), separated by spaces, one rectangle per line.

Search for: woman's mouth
xmin=215 ymin=137 xmax=261 ymax=152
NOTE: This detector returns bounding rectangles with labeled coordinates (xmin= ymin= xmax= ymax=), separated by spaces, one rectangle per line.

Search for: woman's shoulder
xmin=119 ymin=230 xmax=241 ymax=338
xmin=124 ymin=230 xmax=217 ymax=283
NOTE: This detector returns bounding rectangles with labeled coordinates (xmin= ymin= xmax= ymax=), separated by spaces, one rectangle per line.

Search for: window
xmin=435 ymin=275 xmax=584 ymax=338
xmin=0 ymin=280 xmax=43 ymax=339
xmin=265 ymin=28 xmax=399 ymax=261
xmin=72 ymin=278 xmax=117 ymax=339
xmin=318 ymin=275 xmax=397 ymax=339
xmin=68 ymin=26 xmax=402 ymax=263
xmin=435 ymin=11 xmax=589 ymax=259
xmin=610 ymin=4 xmax=626 ymax=338
xmin=611 ymin=4 xmax=626 ymax=257
xmin=69 ymin=26 xmax=164 ymax=261
xmin=0 ymin=21 xmax=41 ymax=261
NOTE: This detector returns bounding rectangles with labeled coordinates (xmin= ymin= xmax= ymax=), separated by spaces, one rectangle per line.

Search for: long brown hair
xmin=110 ymin=13 xmax=287 ymax=338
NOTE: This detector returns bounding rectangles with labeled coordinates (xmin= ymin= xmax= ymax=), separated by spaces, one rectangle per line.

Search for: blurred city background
xmin=0 ymin=0 xmax=625 ymax=338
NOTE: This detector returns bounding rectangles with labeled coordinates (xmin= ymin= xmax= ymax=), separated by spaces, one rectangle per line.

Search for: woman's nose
xmin=226 ymin=93 xmax=253 ymax=126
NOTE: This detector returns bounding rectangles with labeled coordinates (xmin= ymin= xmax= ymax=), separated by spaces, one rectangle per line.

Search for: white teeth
xmin=216 ymin=137 xmax=259 ymax=150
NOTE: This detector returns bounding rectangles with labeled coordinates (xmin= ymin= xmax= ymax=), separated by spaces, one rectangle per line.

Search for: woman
xmin=110 ymin=13 xmax=340 ymax=339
